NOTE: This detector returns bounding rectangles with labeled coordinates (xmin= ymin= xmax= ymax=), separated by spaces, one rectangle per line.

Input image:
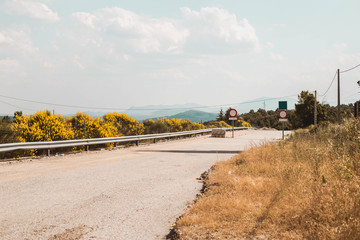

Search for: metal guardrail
xmin=0 ymin=127 xmax=250 ymax=154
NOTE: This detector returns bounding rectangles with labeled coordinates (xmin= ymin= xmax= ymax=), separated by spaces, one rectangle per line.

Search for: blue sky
xmin=0 ymin=0 xmax=359 ymax=114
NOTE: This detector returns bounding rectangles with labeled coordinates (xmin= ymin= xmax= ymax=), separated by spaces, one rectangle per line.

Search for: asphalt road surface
xmin=0 ymin=129 xmax=286 ymax=240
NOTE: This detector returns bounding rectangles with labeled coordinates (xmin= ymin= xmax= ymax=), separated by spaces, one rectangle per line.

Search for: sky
xmin=0 ymin=0 xmax=360 ymax=115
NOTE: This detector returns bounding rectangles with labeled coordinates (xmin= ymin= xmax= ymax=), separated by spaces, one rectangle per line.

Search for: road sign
xmin=229 ymin=109 xmax=237 ymax=118
xmin=279 ymin=118 xmax=288 ymax=122
xmin=279 ymin=101 xmax=287 ymax=110
xmin=279 ymin=110 xmax=287 ymax=119
xmin=229 ymin=109 xmax=237 ymax=138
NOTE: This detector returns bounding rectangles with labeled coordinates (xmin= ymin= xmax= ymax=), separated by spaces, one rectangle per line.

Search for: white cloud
xmin=0 ymin=6 xmax=266 ymax=112
xmin=73 ymin=55 xmax=85 ymax=70
xmin=72 ymin=7 xmax=189 ymax=54
xmin=0 ymin=28 xmax=37 ymax=52
xmin=72 ymin=12 xmax=97 ymax=29
xmin=0 ymin=32 xmax=13 ymax=44
xmin=0 ymin=58 xmax=19 ymax=67
xmin=181 ymin=7 xmax=260 ymax=53
xmin=6 ymin=0 xmax=59 ymax=22
xmin=69 ymin=7 xmax=260 ymax=55
xmin=264 ymin=42 xmax=274 ymax=50
xmin=123 ymin=54 xmax=130 ymax=61
xmin=42 ymin=61 xmax=53 ymax=69
xmin=269 ymin=52 xmax=284 ymax=61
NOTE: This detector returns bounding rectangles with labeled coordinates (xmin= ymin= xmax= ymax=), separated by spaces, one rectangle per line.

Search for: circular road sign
xmin=279 ymin=110 xmax=287 ymax=119
xmin=229 ymin=109 xmax=237 ymax=117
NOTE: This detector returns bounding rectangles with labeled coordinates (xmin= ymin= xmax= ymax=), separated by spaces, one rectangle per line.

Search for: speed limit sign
xmin=229 ymin=109 xmax=237 ymax=117
xmin=229 ymin=109 xmax=237 ymax=120
xmin=279 ymin=110 xmax=287 ymax=119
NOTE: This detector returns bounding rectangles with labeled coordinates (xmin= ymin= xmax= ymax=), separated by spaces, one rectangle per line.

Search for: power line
xmin=319 ymin=70 xmax=337 ymax=98
xmin=340 ymin=63 xmax=360 ymax=73
xmin=0 ymin=94 xmax=126 ymax=111
xmin=0 ymin=99 xmax=35 ymax=111
xmin=320 ymin=63 xmax=360 ymax=99
xmin=0 ymin=93 xmax=298 ymax=112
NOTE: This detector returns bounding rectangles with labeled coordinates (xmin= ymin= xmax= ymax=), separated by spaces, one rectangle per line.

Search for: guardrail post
xmin=47 ymin=149 xmax=50 ymax=157
xmin=153 ymin=138 xmax=156 ymax=143
xmin=136 ymin=140 xmax=139 ymax=146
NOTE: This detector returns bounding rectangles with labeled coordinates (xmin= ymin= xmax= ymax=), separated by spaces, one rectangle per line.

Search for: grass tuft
xmin=173 ymin=119 xmax=360 ymax=239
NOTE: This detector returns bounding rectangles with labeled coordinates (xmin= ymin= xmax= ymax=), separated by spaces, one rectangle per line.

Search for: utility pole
xmin=337 ymin=69 xmax=341 ymax=124
xmin=314 ymin=90 xmax=317 ymax=125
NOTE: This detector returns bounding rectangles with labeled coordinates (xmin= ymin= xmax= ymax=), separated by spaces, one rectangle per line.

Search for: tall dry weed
xmin=174 ymin=119 xmax=360 ymax=239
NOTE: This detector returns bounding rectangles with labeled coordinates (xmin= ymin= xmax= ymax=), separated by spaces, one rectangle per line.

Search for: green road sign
xmin=279 ymin=101 xmax=287 ymax=110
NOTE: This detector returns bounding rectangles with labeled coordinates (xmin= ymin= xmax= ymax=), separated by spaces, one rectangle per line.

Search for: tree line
xmin=219 ymin=91 xmax=356 ymax=130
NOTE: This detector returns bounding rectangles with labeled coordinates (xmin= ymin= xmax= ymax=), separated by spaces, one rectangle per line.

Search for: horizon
xmin=0 ymin=95 xmax=356 ymax=119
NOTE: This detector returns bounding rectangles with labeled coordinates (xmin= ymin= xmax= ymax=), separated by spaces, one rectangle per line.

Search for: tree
xmin=143 ymin=119 xmax=167 ymax=134
xmin=293 ymin=91 xmax=327 ymax=128
xmin=2 ymin=116 xmax=11 ymax=123
xmin=217 ymin=108 xmax=225 ymax=121
xmin=224 ymin=108 xmax=232 ymax=124
xmin=0 ymin=118 xmax=17 ymax=144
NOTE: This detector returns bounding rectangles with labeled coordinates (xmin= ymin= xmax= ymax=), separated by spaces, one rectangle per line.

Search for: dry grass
xmin=173 ymin=119 xmax=360 ymax=239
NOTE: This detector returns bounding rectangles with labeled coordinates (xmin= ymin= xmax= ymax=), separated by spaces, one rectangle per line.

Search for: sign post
xmin=229 ymin=109 xmax=237 ymax=138
xmin=278 ymin=101 xmax=288 ymax=140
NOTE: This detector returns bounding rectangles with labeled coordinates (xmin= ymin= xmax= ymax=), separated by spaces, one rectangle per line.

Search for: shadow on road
xmin=136 ymin=150 xmax=242 ymax=154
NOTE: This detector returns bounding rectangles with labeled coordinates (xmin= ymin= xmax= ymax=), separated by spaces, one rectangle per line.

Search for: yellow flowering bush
xmin=239 ymin=120 xmax=252 ymax=127
xmin=7 ymin=111 xmax=213 ymax=157
xmin=206 ymin=120 xmax=232 ymax=128
xmin=103 ymin=112 xmax=144 ymax=136
xmin=12 ymin=111 xmax=74 ymax=142
xmin=143 ymin=118 xmax=205 ymax=134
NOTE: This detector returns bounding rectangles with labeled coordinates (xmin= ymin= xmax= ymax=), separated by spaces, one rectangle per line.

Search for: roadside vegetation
xmin=1 ymin=111 xmax=251 ymax=159
xmin=236 ymin=91 xmax=355 ymax=130
xmin=173 ymin=119 xmax=360 ymax=239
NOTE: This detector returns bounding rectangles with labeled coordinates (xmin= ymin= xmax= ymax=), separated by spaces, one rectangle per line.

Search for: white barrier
xmin=211 ymin=128 xmax=226 ymax=138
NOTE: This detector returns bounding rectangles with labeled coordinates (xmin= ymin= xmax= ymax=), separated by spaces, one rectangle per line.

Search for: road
xmin=0 ymin=129 xmax=286 ymax=240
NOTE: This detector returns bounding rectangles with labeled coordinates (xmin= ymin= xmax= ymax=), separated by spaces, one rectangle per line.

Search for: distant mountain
xmin=125 ymin=103 xmax=211 ymax=120
xmin=149 ymin=110 xmax=217 ymax=123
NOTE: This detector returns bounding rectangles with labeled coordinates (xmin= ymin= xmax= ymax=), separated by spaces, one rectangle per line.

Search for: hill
xmin=148 ymin=110 xmax=217 ymax=123
xmin=125 ymin=103 xmax=211 ymax=120
xmin=168 ymin=110 xmax=217 ymax=122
